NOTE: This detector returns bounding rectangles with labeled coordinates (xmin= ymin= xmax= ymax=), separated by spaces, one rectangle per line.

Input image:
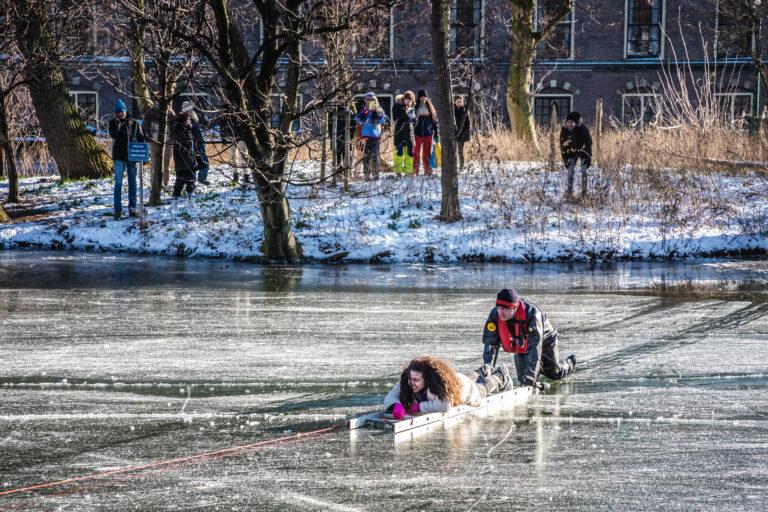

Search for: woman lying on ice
xmin=383 ymin=357 xmax=511 ymax=421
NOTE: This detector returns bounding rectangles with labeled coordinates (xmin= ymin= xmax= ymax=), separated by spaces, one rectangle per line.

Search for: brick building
xmin=64 ymin=0 xmax=766 ymax=135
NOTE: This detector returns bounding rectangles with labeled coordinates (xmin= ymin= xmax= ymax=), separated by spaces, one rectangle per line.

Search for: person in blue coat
xmin=354 ymin=92 xmax=387 ymax=181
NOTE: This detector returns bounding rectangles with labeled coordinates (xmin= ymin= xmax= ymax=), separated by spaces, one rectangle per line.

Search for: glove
xmin=520 ymin=375 xmax=537 ymax=387
xmin=392 ymin=403 xmax=406 ymax=421
xmin=407 ymin=402 xmax=420 ymax=415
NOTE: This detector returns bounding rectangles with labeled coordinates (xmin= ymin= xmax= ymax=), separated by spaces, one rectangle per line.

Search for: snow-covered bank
xmin=1 ymin=162 xmax=766 ymax=262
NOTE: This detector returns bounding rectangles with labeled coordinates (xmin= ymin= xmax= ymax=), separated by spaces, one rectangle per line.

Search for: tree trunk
xmin=208 ymin=0 xmax=300 ymax=261
xmin=431 ymin=0 xmax=461 ymax=222
xmin=148 ymin=98 xmax=171 ymax=206
xmin=13 ymin=0 xmax=112 ymax=180
xmin=506 ymin=0 xmax=573 ymax=153
xmin=0 ymin=94 xmax=20 ymax=203
xmin=130 ymin=0 xmax=153 ymax=115
xmin=259 ymin=18 xmax=302 ymax=260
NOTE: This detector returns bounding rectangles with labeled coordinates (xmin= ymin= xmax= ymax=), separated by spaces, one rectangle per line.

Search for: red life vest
xmin=497 ymin=300 xmax=528 ymax=354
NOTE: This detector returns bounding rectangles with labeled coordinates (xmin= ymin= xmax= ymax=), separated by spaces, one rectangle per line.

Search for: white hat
xmin=181 ymin=101 xmax=195 ymax=113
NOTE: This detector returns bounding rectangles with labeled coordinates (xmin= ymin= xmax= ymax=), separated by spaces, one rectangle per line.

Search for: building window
xmin=622 ymin=93 xmax=662 ymax=128
xmin=715 ymin=93 xmax=753 ymax=128
xmin=715 ymin=2 xmax=751 ymax=59
xmin=536 ymin=0 xmax=575 ymax=60
xmin=450 ymin=0 xmax=483 ymax=58
xmin=351 ymin=8 xmax=393 ymax=59
xmin=625 ymin=0 xmax=664 ymax=59
xmin=533 ymin=95 xmax=571 ymax=126
xmin=69 ymin=91 xmax=98 ymax=132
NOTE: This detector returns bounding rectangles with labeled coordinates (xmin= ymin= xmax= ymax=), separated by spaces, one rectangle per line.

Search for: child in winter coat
xmin=413 ymin=89 xmax=438 ymax=176
xmin=559 ymin=111 xmax=593 ymax=199
xmin=354 ymin=92 xmax=387 ymax=181
xmin=392 ymin=91 xmax=416 ymax=176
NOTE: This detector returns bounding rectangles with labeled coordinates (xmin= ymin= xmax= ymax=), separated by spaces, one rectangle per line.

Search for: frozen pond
xmin=1 ymin=250 xmax=767 ymax=511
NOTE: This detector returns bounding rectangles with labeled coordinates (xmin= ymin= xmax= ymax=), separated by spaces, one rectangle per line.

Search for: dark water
xmin=1 ymin=250 xmax=767 ymax=511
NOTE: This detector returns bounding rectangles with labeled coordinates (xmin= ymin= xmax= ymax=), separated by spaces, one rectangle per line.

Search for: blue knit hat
xmin=114 ymin=99 xmax=127 ymax=113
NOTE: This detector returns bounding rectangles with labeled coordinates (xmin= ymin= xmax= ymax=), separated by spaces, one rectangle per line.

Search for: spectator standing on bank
xmin=413 ymin=89 xmax=438 ymax=176
xmin=392 ymin=91 xmax=416 ymax=176
xmin=560 ymin=111 xmax=592 ymax=200
xmin=454 ymin=95 xmax=471 ymax=169
xmin=108 ymin=98 xmax=145 ymax=220
xmin=354 ymin=92 xmax=387 ymax=181
xmin=171 ymin=102 xmax=199 ymax=199
xmin=188 ymin=108 xmax=210 ymax=185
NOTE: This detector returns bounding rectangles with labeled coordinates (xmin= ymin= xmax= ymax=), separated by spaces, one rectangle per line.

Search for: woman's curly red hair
xmin=398 ymin=357 xmax=462 ymax=408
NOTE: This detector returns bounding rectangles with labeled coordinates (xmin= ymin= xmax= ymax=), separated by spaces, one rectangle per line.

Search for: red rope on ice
xmin=0 ymin=425 xmax=343 ymax=498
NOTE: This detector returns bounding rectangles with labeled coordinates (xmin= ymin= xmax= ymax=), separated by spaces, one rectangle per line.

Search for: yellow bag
xmin=435 ymin=141 xmax=442 ymax=168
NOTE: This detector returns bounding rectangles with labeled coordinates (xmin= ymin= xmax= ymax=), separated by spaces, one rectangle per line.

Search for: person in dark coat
xmin=454 ymin=95 xmax=471 ymax=169
xmin=187 ymin=106 xmax=210 ymax=186
xmin=392 ymin=91 xmax=416 ymax=176
xmin=481 ymin=288 xmax=576 ymax=387
xmin=171 ymin=103 xmax=199 ymax=198
xmin=560 ymin=111 xmax=593 ymax=199
xmin=108 ymin=98 xmax=145 ymax=220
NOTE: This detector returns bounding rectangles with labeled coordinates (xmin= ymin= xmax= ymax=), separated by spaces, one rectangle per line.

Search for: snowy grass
xmin=1 ymin=160 xmax=766 ymax=262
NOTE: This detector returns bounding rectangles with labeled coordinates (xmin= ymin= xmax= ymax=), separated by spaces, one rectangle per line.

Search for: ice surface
xmin=1 ymin=251 xmax=767 ymax=510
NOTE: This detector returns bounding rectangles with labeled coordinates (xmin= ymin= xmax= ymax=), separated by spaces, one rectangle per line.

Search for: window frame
xmin=68 ymin=90 xmax=99 ymax=131
xmin=534 ymin=0 xmax=576 ymax=61
xmin=623 ymin=0 xmax=666 ymax=60
xmin=714 ymin=92 xmax=754 ymax=127
xmin=714 ymin=0 xmax=752 ymax=60
xmin=621 ymin=92 xmax=663 ymax=129
xmin=450 ymin=0 xmax=485 ymax=59
xmin=533 ymin=93 xmax=573 ymax=126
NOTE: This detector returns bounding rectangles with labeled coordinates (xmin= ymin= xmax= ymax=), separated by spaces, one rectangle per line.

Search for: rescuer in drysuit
xmin=482 ymin=288 xmax=576 ymax=387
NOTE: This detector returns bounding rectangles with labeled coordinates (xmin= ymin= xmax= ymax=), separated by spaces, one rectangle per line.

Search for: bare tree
xmin=0 ymin=1 xmax=30 ymax=203
xmin=11 ymin=0 xmax=113 ymax=180
xmin=168 ymin=0 xmax=393 ymax=260
xmin=506 ymin=0 xmax=573 ymax=151
xmin=431 ymin=0 xmax=461 ymax=221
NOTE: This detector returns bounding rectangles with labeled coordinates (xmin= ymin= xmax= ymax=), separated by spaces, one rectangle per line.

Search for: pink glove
xmin=407 ymin=402 xmax=420 ymax=415
xmin=392 ymin=403 xmax=405 ymax=421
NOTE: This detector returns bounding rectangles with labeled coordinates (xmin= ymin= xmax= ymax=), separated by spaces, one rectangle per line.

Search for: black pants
xmin=362 ymin=139 xmax=380 ymax=181
xmin=513 ymin=334 xmax=572 ymax=382
xmin=173 ymin=168 xmax=196 ymax=197
xmin=457 ymin=140 xmax=466 ymax=168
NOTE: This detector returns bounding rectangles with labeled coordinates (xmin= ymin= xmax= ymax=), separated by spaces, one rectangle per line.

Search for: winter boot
xmin=473 ymin=363 xmax=493 ymax=383
xmin=566 ymin=354 xmax=576 ymax=374
xmin=490 ymin=363 xmax=512 ymax=392
xmin=393 ymin=152 xmax=404 ymax=175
